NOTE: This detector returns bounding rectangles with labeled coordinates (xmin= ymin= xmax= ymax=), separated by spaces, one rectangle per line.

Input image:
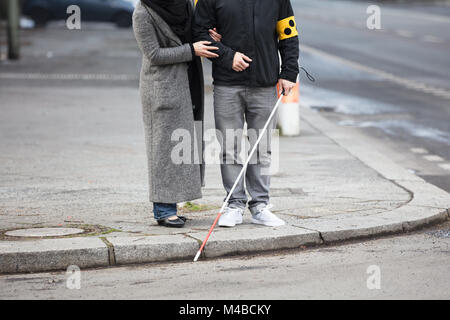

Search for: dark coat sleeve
xmin=278 ymin=0 xmax=300 ymax=83
xmin=192 ymin=0 xmax=235 ymax=69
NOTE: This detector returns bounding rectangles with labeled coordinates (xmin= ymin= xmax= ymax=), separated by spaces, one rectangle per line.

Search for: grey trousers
xmin=213 ymin=85 xmax=278 ymax=209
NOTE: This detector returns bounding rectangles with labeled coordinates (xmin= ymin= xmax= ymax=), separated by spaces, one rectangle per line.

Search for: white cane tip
xmin=193 ymin=251 xmax=201 ymax=262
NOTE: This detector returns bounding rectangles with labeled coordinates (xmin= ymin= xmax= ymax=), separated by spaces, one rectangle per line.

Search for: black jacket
xmin=192 ymin=0 xmax=299 ymax=87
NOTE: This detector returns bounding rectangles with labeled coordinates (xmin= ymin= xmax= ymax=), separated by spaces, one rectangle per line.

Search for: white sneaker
xmin=218 ymin=206 xmax=244 ymax=227
xmin=250 ymin=204 xmax=285 ymax=227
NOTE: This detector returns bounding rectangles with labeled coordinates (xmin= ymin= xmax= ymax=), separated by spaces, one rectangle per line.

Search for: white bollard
xmin=277 ymin=82 xmax=300 ymax=136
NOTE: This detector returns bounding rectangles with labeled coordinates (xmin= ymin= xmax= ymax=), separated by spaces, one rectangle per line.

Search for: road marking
xmin=0 ymin=73 xmax=139 ymax=81
xmin=384 ymin=8 xmax=450 ymax=24
xmin=423 ymin=155 xmax=445 ymax=162
xmin=410 ymin=148 xmax=428 ymax=154
xmin=335 ymin=18 xmax=348 ymax=26
xmin=297 ymin=13 xmax=447 ymax=45
xmin=301 ymin=44 xmax=450 ymax=100
xmin=395 ymin=30 xmax=414 ymax=38
xmin=438 ymin=163 xmax=450 ymax=171
xmin=26 ymin=52 xmax=141 ymax=58
xmin=423 ymin=35 xmax=445 ymax=44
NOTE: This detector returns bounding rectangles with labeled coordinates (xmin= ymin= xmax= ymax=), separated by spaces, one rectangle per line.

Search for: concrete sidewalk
xmin=0 ymin=84 xmax=448 ymax=273
xmin=0 ymin=24 xmax=449 ymax=274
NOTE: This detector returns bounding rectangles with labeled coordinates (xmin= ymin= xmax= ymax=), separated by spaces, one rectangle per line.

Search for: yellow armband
xmin=277 ymin=16 xmax=298 ymax=40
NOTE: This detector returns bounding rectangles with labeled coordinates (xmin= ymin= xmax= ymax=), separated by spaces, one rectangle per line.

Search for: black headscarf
xmin=141 ymin=0 xmax=192 ymax=43
xmin=141 ymin=0 xmax=201 ymax=111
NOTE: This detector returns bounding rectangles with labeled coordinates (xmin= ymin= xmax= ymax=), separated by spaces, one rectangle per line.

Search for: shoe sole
xmin=218 ymin=219 xmax=243 ymax=228
xmin=157 ymin=222 xmax=185 ymax=228
xmin=251 ymin=218 xmax=285 ymax=227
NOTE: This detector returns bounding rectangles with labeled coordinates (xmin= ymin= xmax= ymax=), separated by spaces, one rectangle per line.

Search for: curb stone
xmin=0 ymin=237 xmax=109 ymax=273
xmin=188 ymin=226 xmax=322 ymax=258
xmin=108 ymin=235 xmax=199 ymax=265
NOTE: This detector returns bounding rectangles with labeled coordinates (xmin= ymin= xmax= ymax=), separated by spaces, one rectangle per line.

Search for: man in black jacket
xmin=193 ymin=0 xmax=300 ymax=227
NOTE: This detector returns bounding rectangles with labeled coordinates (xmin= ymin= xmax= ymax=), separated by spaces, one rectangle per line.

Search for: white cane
xmin=194 ymin=89 xmax=286 ymax=262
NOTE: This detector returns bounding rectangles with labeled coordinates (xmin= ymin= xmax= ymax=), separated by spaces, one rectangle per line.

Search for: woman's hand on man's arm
xmin=193 ymin=41 xmax=219 ymax=58
xmin=191 ymin=28 xmax=222 ymax=59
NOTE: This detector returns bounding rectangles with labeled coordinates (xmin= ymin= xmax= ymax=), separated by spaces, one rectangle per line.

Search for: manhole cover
xmin=5 ymin=227 xmax=85 ymax=237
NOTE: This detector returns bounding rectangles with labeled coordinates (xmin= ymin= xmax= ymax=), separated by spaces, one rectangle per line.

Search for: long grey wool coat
xmin=133 ymin=2 xmax=203 ymax=203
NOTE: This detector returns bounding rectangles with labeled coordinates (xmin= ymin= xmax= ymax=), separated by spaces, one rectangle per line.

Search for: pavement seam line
xmin=182 ymin=233 xmax=202 ymax=246
xmin=100 ymin=237 xmax=116 ymax=266
xmin=183 ymin=234 xmax=206 ymax=259
xmin=182 ymin=234 xmax=204 ymax=248
xmin=388 ymin=179 xmax=415 ymax=207
xmin=291 ymin=225 xmax=325 ymax=243
xmin=401 ymin=208 xmax=449 ymax=231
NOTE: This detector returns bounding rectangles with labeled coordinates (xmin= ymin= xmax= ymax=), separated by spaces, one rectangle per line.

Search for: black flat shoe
xmin=157 ymin=217 xmax=185 ymax=228
xmin=156 ymin=215 xmax=187 ymax=223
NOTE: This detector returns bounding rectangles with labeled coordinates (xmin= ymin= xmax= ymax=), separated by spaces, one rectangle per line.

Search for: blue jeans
xmin=153 ymin=203 xmax=177 ymax=220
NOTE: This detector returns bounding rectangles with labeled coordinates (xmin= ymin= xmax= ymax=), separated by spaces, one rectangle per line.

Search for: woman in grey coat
xmin=133 ymin=0 xmax=220 ymax=228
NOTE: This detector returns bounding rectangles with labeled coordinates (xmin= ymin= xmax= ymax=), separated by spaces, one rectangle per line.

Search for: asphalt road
xmin=0 ymin=221 xmax=449 ymax=299
xmin=293 ymin=0 xmax=450 ymax=192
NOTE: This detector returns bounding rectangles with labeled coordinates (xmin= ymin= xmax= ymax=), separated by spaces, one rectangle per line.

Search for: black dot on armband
xmin=284 ymin=28 xmax=292 ymax=35
xmin=289 ymin=19 xmax=295 ymax=27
